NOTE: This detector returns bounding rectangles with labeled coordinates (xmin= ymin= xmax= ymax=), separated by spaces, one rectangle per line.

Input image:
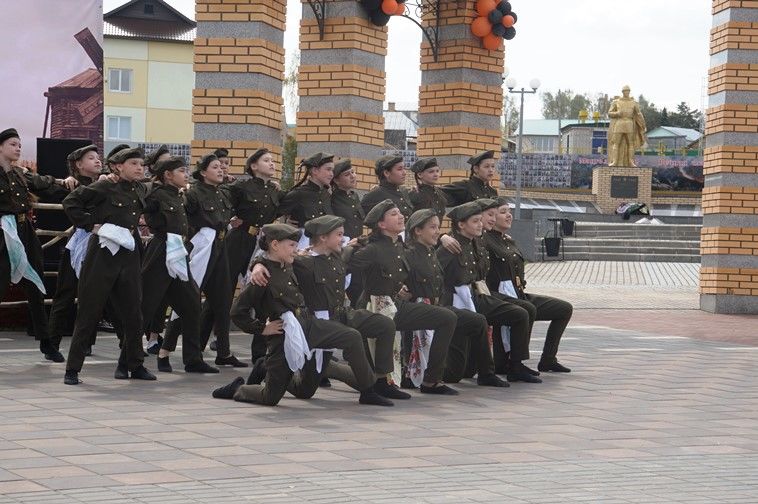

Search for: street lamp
xmin=505 ymin=76 xmax=540 ymax=219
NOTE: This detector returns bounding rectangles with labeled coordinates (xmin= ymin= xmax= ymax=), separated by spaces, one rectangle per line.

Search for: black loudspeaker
xmin=35 ymin=138 xmax=92 ymax=278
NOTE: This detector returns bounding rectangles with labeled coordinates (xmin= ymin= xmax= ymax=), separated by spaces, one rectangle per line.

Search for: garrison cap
xmin=364 ymin=199 xmax=398 ymax=227
xmin=467 ymin=150 xmax=495 ymax=166
xmin=476 ymin=198 xmax=500 ymax=211
xmin=411 ymin=157 xmax=438 ymax=174
xmin=333 ymin=159 xmax=352 ymax=178
xmin=262 ymin=223 xmax=301 ymax=243
xmin=375 ymin=155 xmax=404 ymax=177
xmin=495 ymin=196 xmax=510 ymax=207
xmin=0 ymin=128 xmax=20 ymax=144
xmin=446 ymin=201 xmax=483 ymax=223
xmin=304 ymin=215 xmax=346 ymax=238
xmin=109 ymin=147 xmax=144 ymax=164
xmin=106 ymin=144 xmax=131 ymax=164
xmin=301 ymin=152 xmax=334 ymax=168
xmin=144 ymin=144 xmax=169 ymax=167
xmin=67 ymin=144 xmax=98 ymax=164
xmin=152 ymin=156 xmax=186 ymax=176
xmin=406 ymin=208 xmax=438 ymax=233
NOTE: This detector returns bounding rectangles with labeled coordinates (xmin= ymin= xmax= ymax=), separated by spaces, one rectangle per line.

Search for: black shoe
xmin=507 ymin=364 xmax=543 ymax=383
xmin=44 ymin=350 xmax=65 ymax=363
xmin=114 ymin=364 xmax=129 ymax=380
xmin=185 ymin=361 xmax=220 ymax=374
xmin=157 ymin=356 xmax=172 ymax=373
xmin=359 ymin=389 xmax=394 ymax=406
xmin=215 ymin=355 xmax=249 ymax=368
xmin=246 ymin=357 xmax=266 ymax=385
xmin=419 ymin=383 xmax=459 ymax=395
xmin=64 ymin=371 xmax=80 ymax=385
xmin=84 ymin=345 xmax=92 ymax=357
xmin=477 ymin=373 xmax=510 ymax=387
xmin=131 ymin=366 xmax=157 ymax=381
xmin=97 ymin=320 xmax=116 ymax=333
xmin=538 ymin=360 xmax=571 ymax=373
xmin=374 ymin=378 xmax=412 ymax=399
xmin=319 ymin=377 xmax=332 ymax=388
xmin=213 ymin=377 xmax=244 ymax=399
xmin=209 ymin=339 xmax=218 ymax=352
xmin=146 ymin=341 xmax=161 ymax=356
xmin=523 ymin=364 xmax=541 ymax=376
xmin=400 ymin=376 xmax=418 ymax=389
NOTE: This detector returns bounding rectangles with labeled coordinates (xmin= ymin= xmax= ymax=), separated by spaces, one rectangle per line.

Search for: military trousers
xmin=443 ymin=307 xmax=496 ymax=383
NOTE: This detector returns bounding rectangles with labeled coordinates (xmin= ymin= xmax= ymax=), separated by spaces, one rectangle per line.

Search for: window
xmin=107 ymin=116 xmax=132 ymax=140
xmin=108 ymin=68 xmax=132 ymax=93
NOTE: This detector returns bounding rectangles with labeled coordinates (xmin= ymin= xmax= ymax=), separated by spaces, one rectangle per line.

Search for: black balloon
xmin=370 ymin=10 xmax=391 ymax=26
xmin=509 ymin=11 xmax=518 ymax=23
xmin=488 ymin=9 xmax=503 ymax=24
xmin=492 ymin=24 xmax=507 ymax=37
xmin=497 ymin=1 xmax=511 ymax=14
xmin=504 ymin=26 xmax=516 ymax=40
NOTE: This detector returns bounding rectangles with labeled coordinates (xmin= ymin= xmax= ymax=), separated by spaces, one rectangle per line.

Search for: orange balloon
xmin=476 ymin=0 xmax=497 ymax=17
xmin=394 ymin=2 xmax=406 ymax=15
xmin=482 ymin=33 xmax=501 ymax=50
xmin=471 ymin=16 xmax=492 ymax=38
xmin=381 ymin=0 xmax=398 ymax=15
xmin=502 ymin=15 xmax=515 ymax=28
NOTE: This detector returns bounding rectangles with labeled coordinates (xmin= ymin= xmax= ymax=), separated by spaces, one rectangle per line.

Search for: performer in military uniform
xmin=408 ymin=157 xmax=450 ymax=218
xmin=140 ymin=156 xmax=219 ymax=375
xmin=143 ymin=144 xmax=169 ymax=177
xmin=213 ymin=223 xmax=392 ymax=407
xmin=1 ymin=128 xmax=77 ymax=362
xmin=485 ymin=198 xmax=572 ymax=373
xmin=167 ymin=154 xmax=246 ymax=367
xmin=436 ymin=202 xmax=540 ymax=384
xmin=213 ymin=148 xmax=235 ymax=184
xmin=330 ymin=159 xmax=364 ymax=240
xmin=345 ymin=200 xmax=458 ymax=395
xmin=278 ymin=152 xmax=334 ymax=236
xmin=250 ymin=215 xmax=408 ymax=400
xmin=441 ymin=150 xmax=499 ymax=205
xmin=404 ymin=209 xmax=507 ymax=388
xmin=62 ymin=147 xmax=155 ymax=384
xmin=360 ymin=155 xmax=413 ymax=218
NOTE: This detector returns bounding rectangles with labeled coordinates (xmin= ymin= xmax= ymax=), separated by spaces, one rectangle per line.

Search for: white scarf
xmin=452 ymin=284 xmax=476 ymax=312
xmin=0 ymin=215 xmax=45 ymax=294
xmin=165 ymin=232 xmax=189 ymax=282
xmin=282 ymin=310 xmax=311 ymax=372
xmin=97 ymin=223 xmax=135 ymax=255
xmin=497 ymin=282 xmax=514 ymax=351
xmin=65 ymin=227 xmax=90 ymax=278
xmin=188 ymin=227 xmax=216 ymax=287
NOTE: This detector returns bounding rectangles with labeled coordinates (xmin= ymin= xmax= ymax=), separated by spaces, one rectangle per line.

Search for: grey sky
xmin=105 ymin=0 xmax=713 ymax=120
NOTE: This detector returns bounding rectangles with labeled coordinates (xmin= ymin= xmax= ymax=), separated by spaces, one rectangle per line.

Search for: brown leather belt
xmin=16 ymin=213 xmax=26 ymax=224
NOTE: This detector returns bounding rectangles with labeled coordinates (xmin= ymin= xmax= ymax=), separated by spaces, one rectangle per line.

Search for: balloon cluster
xmin=360 ymin=0 xmax=407 ymax=27
xmin=471 ymin=0 xmax=518 ymax=50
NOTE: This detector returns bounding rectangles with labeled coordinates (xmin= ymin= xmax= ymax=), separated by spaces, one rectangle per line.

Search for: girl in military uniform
xmin=168 ymin=154 xmax=246 ymax=368
xmin=213 ymin=223 xmax=392 ymax=407
xmin=360 ymin=156 xmax=414 ymax=219
xmin=485 ymin=198 xmax=573 ymax=373
xmin=62 ymin=147 xmax=155 ymax=385
xmin=404 ymin=209 xmax=507 ymax=388
xmin=329 ymin=159 xmax=364 ymax=241
xmin=0 ymin=128 xmax=77 ymax=362
xmin=278 ymin=153 xmax=334 ymax=248
xmin=441 ymin=150 xmax=499 ymax=205
xmin=408 ymin=157 xmax=450 ymax=218
xmin=140 ymin=156 xmax=219 ymax=375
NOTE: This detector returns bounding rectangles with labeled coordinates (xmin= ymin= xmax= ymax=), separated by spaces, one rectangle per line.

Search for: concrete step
xmin=561 ymin=245 xmax=700 ymax=255
xmin=562 ymin=238 xmax=701 ymax=249
xmin=571 ymin=223 xmax=702 ymax=240
xmin=560 ymin=252 xmax=701 ymax=263
xmin=571 ymin=231 xmax=702 ymax=240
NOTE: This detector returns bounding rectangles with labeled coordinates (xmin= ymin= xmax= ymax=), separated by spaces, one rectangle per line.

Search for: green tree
xmin=541 ymin=89 xmax=593 ymax=119
xmin=637 ymin=95 xmax=662 ymax=132
xmin=660 ymin=107 xmax=670 ymax=127
xmin=668 ymin=102 xmax=702 ymax=130
xmin=591 ymin=93 xmax=612 ymax=117
xmin=502 ymin=94 xmax=519 ymax=138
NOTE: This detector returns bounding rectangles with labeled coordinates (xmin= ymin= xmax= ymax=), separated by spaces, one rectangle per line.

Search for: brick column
xmin=297 ymin=1 xmax=387 ymax=191
xmin=699 ymin=0 xmax=758 ymax=314
xmin=416 ymin=2 xmax=504 ymax=187
xmin=192 ymin=1 xmax=286 ymax=174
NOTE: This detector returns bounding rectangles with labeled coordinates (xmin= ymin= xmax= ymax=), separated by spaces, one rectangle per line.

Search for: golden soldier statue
xmin=607 ymin=85 xmax=647 ymax=167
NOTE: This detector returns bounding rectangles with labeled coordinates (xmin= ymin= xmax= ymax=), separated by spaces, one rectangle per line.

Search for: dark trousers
xmin=0 ymin=220 xmax=51 ymax=351
xmin=225 ymin=227 xmax=256 ymax=288
xmin=393 ymin=301 xmax=455 ymax=384
xmin=493 ymin=294 xmax=573 ymax=365
xmin=235 ymin=318 xmax=375 ymax=406
xmin=474 ymin=294 xmax=531 ymax=363
xmin=342 ymin=309 xmax=396 ymax=375
xmin=141 ymin=241 xmax=205 ymax=367
xmin=48 ymin=248 xmax=124 ymax=350
xmin=66 ymin=238 xmax=144 ymax=373
xmin=443 ymin=307 xmax=495 ymax=382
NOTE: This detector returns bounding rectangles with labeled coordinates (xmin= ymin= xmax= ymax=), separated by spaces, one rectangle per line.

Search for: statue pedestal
xmin=592 ymin=166 xmax=653 ymax=214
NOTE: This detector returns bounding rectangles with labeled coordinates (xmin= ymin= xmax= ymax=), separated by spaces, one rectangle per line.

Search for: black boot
xmin=419 ymin=383 xmax=459 ymax=395
xmin=400 ymin=376 xmax=418 ymax=389
xmin=477 ymin=373 xmax=509 ymax=387
xmin=374 ymin=377 xmax=411 ymax=399
xmin=44 ymin=349 xmax=65 ymax=363
xmin=359 ymin=388 xmax=394 ymax=406
xmin=538 ymin=360 xmax=571 ymax=373
xmin=64 ymin=370 xmax=80 ymax=385
xmin=212 ymin=377 xmax=244 ymax=399
xmin=114 ymin=363 xmax=129 ymax=380
xmin=185 ymin=360 xmax=220 ymax=374
xmin=523 ymin=364 xmax=541 ymax=376
xmin=215 ymin=354 xmax=249 ymax=367
xmin=157 ymin=356 xmax=172 ymax=373
xmin=131 ymin=366 xmax=157 ymax=381
xmin=507 ymin=363 xmax=543 ymax=383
